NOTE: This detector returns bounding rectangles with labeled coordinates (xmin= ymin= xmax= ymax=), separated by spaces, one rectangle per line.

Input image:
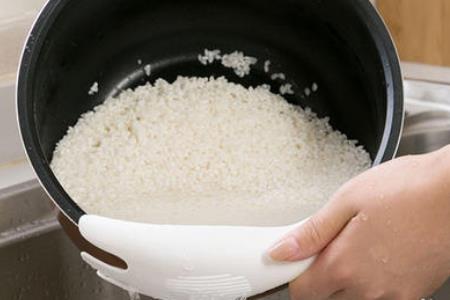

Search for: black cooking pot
xmin=17 ymin=0 xmax=403 ymax=228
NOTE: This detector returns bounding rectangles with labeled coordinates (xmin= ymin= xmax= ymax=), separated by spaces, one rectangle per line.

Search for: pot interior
xmin=18 ymin=0 xmax=401 ymax=223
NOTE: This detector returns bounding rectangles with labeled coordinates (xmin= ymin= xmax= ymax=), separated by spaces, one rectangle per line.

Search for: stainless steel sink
xmin=397 ymin=111 xmax=450 ymax=156
xmin=1 ymin=106 xmax=450 ymax=300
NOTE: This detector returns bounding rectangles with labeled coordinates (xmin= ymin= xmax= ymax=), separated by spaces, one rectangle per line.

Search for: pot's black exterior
xmin=17 ymin=0 xmax=404 ymax=225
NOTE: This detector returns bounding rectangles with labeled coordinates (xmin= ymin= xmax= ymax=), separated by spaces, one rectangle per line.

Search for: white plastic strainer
xmin=79 ymin=215 xmax=314 ymax=300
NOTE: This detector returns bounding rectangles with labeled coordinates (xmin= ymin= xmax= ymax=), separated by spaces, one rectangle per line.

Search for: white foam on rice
xmin=51 ymin=76 xmax=371 ymax=226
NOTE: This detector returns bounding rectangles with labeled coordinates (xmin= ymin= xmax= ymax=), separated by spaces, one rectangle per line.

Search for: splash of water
xmin=128 ymin=290 xmax=141 ymax=300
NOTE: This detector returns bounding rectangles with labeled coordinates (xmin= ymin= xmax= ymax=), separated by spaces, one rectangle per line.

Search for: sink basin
xmin=0 ymin=184 xmax=157 ymax=300
xmin=397 ymin=111 xmax=450 ymax=156
xmin=1 ymin=108 xmax=449 ymax=300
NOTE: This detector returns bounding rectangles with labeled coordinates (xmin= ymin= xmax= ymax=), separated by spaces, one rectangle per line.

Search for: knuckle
xmin=302 ymin=216 xmax=325 ymax=247
xmin=331 ymin=186 xmax=358 ymax=212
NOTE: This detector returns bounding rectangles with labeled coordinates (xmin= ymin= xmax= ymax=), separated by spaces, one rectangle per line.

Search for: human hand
xmin=268 ymin=146 xmax=450 ymax=300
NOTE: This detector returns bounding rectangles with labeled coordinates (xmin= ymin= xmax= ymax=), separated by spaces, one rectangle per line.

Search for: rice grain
xmin=52 ymin=76 xmax=370 ymax=226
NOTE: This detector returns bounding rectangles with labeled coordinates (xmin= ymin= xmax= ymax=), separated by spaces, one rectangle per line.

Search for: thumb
xmin=267 ymin=196 xmax=357 ymax=262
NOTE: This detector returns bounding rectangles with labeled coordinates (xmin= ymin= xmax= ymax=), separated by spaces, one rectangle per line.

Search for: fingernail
xmin=267 ymin=236 xmax=300 ymax=261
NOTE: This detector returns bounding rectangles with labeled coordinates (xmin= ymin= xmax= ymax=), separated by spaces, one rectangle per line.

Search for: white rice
xmin=198 ymin=49 xmax=222 ymax=65
xmin=279 ymin=83 xmax=294 ymax=95
xmin=259 ymin=84 xmax=271 ymax=91
xmin=144 ymin=64 xmax=152 ymax=77
xmin=304 ymin=87 xmax=312 ymax=97
xmin=221 ymin=51 xmax=258 ymax=78
xmin=88 ymin=82 xmax=99 ymax=95
xmin=270 ymin=73 xmax=286 ymax=81
xmin=197 ymin=49 xmax=257 ymax=78
xmin=52 ymin=76 xmax=371 ymax=226
xmin=264 ymin=60 xmax=271 ymax=73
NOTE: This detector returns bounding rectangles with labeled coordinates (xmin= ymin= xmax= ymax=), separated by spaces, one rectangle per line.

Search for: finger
xmin=269 ymin=194 xmax=357 ymax=261
xmin=288 ymin=254 xmax=343 ymax=300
